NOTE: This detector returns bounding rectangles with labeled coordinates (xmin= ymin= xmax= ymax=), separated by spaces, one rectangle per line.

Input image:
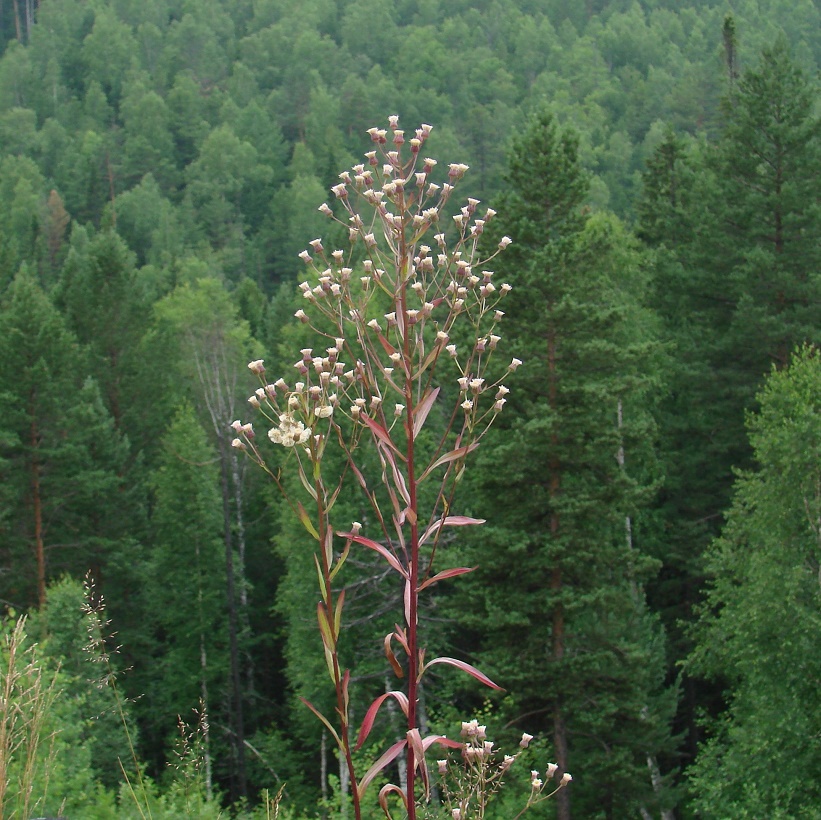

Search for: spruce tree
xmin=458 ymin=112 xmax=676 ymax=819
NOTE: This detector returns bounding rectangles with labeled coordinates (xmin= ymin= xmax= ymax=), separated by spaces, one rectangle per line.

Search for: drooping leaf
xmin=423 ymin=656 xmax=504 ymax=690
xmin=355 ymin=691 xmax=410 ymax=750
xmin=339 ymin=532 xmax=408 ymax=578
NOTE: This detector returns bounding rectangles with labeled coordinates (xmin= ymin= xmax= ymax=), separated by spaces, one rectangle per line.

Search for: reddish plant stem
xmin=398 ymin=223 xmax=421 ymax=819
xmin=315 ymin=476 xmax=362 ymax=820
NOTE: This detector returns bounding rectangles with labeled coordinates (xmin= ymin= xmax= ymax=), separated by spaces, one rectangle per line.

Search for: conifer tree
xmin=0 ymin=270 xmax=135 ymax=608
xmin=458 ymin=111 xmax=676 ymax=819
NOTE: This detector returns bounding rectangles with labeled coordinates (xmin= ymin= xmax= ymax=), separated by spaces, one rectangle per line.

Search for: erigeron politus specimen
xmin=233 ymin=117 xmax=525 ymax=820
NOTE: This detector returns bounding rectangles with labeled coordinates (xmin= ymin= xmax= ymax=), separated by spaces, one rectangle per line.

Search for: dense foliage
xmin=0 ymin=0 xmax=819 ymax=817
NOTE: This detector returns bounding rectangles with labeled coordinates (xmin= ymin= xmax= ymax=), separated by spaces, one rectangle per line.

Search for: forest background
xmin=0 ymin=0 xmax=820 ymax=817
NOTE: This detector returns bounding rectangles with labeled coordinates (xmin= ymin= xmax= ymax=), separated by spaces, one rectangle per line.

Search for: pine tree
xmin=0 ymin=269 xmax=135 ymax=608
xmin=458 ymin=112 xmax=676 ymax=819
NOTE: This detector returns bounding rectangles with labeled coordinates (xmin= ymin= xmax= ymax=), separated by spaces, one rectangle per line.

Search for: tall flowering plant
xmin=233 ymin=117 xmax=532 ymax=819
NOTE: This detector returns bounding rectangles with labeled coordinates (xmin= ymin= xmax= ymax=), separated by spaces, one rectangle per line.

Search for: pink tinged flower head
xmin=446 ymin=344 xmax=457 ymax=357
xmin=394 ymin=403 xmax=404 ymax=416
xmin=437 ymin=759 xmax=448 ymax=775
xmin=298 ymin=250 xmax=312 ymax=263
xmin=499 ymin=235 xmax=512 ymax=249
xmin=331 ymin=183 xmax=348 ymax=199
xmin=509 ymin=358 xmax=523 ymax=371
xmin=294 ymin=309 xmax=308 ymax=323
xmin=546 ymin=762 xmax=558 ymax=779
xmin=248 ymin=359 xmax=265 ymax=375
xmin=388 ymin=114 xmax=399 ymax=129
xmin=249 ymin=395 xmax=260 ymax=408
xmin=393 ymin=130 xmax=405 ymax=146
xmin=560 ymin=772 xmax=572 ymax=785
xmin=520 ymin=732 xmax=534 ymax=748
xmin=351 ymin=521 xmax=362 ymax=534
xmin=318 ymin=202 xmax=332 ymax=216
xmin=309 ymin=238 xmax=323 ymax=253
xmin=231 ymin=438 xmax=246 ymax=450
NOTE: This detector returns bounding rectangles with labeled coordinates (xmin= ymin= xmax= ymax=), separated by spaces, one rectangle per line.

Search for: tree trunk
xmin=220 ymin=434 xmax=247 ymax=800
xmin=30 ymin=413 xmax=46 ymax=608
xmin=12 ymin=0 xmax=21 ymax=42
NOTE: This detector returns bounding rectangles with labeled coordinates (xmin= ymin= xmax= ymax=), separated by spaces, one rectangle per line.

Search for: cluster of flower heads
xmin=437 ymin=720 xmax=571 ymax=819
xmin=233 ymin=117 xmax=522 ymax=458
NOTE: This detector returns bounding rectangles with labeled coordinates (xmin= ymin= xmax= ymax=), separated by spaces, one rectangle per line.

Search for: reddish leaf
xmin=357 ymin=739 xmax=407 ymax=799
xmin=339 ymin=533 xmax=408 ymax=579
xmin=384 ymin=632 xmax=404 ymax=679
xmin=424 ymin=735 xmax=463 ymax=751
xmin=420 ymin=515 xmax=485 ymax=546
xmin=355 ymin=691 xmax=410 ymax=750
xmin=418 ymin=566 xmax=477 ymax=592
xmin=378 ymin=783 xmax=407 ymax=816
xmin=362 ymin=415 xmax=404 ymax=459
xmin=407 ymin=728 xmax=430 ymax=796
xmin=419 ymin=442 xmax=479 ymax=480
xmin=392 ymin=625 xmax=410 ymax=655
xmin=412 ymin=387 xmax=440 ymax=438
xmin=383 ymin=445 xmax=410 ymax=505
xmin=423 ymin=657 xmax=504 ymax=690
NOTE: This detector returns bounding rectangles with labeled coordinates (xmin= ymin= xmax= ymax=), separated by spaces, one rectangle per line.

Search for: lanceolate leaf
xmin=299 ymin=697 xmax=341 ymax=747
xmin=296 ymin=501 xmax=320 ymax=540
xmin=362 ymin=415 xmax=405 ymax=459
xmin=407 ymin=728 xmax=430 ymax=796
xmin=423 ymin=657 xmax=504 ymax=690
xmin=357 ymin=739 xmax=407 ymax=799
xmin=419 ymin=515 xmax=485 ymax=546
xmin=340 ymin=532 xmax=408 ymax=579
xmin=419 ymin=441 xmax=479 ymax=481
xmin=418 ymin=566 xmax=477 ymax=592
xmin=355 ymin=691 xmax=410 ymax=750
xmin=413 ymin=386 xmax=440 ymax=437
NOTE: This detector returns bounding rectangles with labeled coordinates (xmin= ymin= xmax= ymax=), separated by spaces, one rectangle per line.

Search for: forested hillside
xmin=0 ymin=0 xmax=819 ymax=817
